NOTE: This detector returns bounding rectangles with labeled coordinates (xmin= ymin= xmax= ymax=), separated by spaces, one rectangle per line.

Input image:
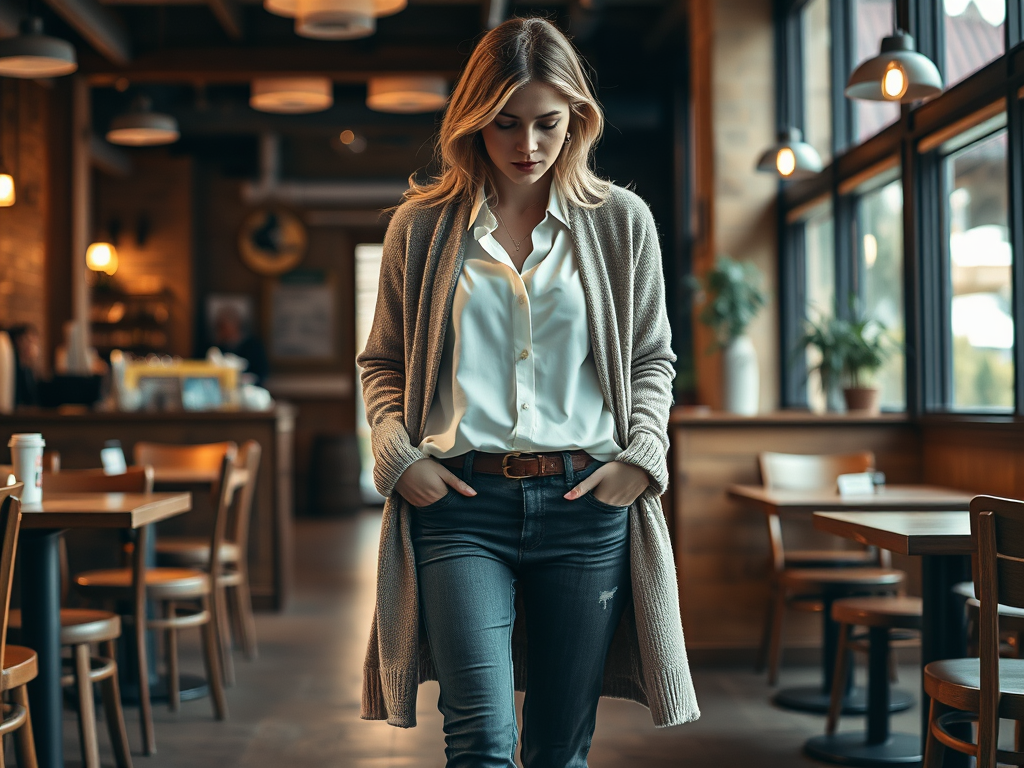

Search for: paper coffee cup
xmin=8 ymin=433 xmax=44 ymax=506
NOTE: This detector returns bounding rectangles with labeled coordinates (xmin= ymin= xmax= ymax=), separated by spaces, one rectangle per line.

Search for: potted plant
xmin=689 ymin=256 xmax=768 ymax=415
xmin=798 ymin=307 xmax=893 ymax=415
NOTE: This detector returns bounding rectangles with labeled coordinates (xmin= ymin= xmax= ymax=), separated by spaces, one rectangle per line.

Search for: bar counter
xmin=0 ymin=404 xmax=296 ymax=610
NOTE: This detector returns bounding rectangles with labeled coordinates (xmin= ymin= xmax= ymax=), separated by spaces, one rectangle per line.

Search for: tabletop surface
xmin=20 ymin=492 xmax=192 ymax=530
xmin=813 ymin=510 xmax=973 ymax=556
xmin=728 ymin=484 xmax=974 ymax=513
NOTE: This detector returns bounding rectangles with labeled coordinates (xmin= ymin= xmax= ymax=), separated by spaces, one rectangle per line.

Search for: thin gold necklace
xmin=492 ymin=201 xmax=543 ymax=253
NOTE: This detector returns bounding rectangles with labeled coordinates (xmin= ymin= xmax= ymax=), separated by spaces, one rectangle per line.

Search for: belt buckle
xmin=501 ymin=452 xmax=538 ymax=479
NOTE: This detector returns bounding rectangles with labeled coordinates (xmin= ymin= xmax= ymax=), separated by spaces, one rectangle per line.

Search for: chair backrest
xmin=133 ymin=442 xmax=237 ymax=472
xmin=230 ymin=441 xmax=262 ymax=550
xmin=971 ymin=494 xmax=1024 ymax=768
xmin=209 ymin=453 xmax=249 ymax=582
xmin=0 ymin=483 xmax=23 ymax=679
xmin=760 ymin=451 xmax=876 ymax=490
xmin=41 ymin=465 xmax=153 ymax=494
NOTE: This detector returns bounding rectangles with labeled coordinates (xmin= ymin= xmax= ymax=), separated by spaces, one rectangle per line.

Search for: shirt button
xmin=519 ymin=349 xmax=529 ymax=360
xmin=518 ymin=295 xmax=526 ymax=305
xmin=521 ymin=403 xmax=529 ymax=410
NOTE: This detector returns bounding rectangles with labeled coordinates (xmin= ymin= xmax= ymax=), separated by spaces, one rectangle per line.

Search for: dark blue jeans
xmin=411 ymin=451 xmax=631 ymax=768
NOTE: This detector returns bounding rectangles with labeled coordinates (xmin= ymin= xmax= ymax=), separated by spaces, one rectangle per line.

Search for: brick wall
xmin=0 ymin=80 xmax=50 ymax=346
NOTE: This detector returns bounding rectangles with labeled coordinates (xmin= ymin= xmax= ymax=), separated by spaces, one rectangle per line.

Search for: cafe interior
xmin=0 ymin=0 xmax=1019 ymax=766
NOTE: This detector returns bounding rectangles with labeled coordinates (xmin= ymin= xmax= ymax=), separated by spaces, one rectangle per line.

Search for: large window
xmin=852 ymin=0 xmax=901 ymax=143
xmin=856 ymin=179 xmax=905 ymax=409
xmin=804 ymin=204 xmax=835 ymax=412
xmin=802 ymin=0 xmax=832 ymax=163
xmin=943 ymin=0 xmax=1005 ymax=87
xmin=944 ymin=129 xmax=1013 ymax=411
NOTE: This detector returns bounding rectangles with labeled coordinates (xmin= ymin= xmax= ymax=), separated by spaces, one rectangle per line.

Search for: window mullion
xmin=1008 ymin=89 xmax=1024 ymax=414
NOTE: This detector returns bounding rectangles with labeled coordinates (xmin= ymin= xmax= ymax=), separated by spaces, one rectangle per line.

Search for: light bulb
xmin=882 ymin=61 xmax=908 ymax=100
xmin=86 ymin=242 xmax=119 ymax=275
xmin=0 ymin=174 xmax=14 ymax=207
xmin=776 ymin=147 xmax=796 ymax=177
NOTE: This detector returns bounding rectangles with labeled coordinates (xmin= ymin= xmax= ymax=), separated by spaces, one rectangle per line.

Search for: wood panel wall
xmin=672 ymin=413 xmax=923 ymax=661
xmin=921 ymin=419 xmax=1024 ymax=496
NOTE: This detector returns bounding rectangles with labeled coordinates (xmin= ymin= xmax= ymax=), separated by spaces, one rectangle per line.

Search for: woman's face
xmin=480 ymin=81 xmax=571 ymax=189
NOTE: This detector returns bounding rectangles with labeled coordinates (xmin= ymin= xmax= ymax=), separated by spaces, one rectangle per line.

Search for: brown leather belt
xmin=438 ymin=450 xmax=594 ymax=479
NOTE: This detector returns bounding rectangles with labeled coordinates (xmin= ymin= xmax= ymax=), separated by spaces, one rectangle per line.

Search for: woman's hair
xmin=405 ymin=17 xmax=610 ymax=209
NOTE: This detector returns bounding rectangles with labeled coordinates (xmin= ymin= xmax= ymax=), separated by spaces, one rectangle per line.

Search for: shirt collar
xmin=467 ymin=181 xmax=570 ymax=237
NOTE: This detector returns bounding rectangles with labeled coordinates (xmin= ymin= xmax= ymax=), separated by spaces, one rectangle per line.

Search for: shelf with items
xmin=90 ymin=289 xmax=174 ymax=356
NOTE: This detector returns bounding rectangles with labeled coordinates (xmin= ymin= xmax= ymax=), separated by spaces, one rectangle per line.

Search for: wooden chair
xmin=923 ymin=494 xmax=1024 ymax=768
xmin=0 ymin=483 xmax=37 ymax=768
xmin=75 ymin=454 xmax=243 ymax=740
xmin=157 ymin=441 xmax=262 ymax=683
xmin=7 ymin=469 xmax=146 ymax=768
xmin=133 ymin=442 xmax=236 ymax=496
xmin=756 ymin=451 xmax=898 ymax=684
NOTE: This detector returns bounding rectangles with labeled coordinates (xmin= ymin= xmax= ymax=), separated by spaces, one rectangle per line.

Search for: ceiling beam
xmin=0 ymin=0 xmax=19 ymax=37
xmin=80 ymin=44 xmax=467 ymax=84
xmin=208 ymin=0 xmax=244 ymax=39
xmin=482 ymin=0 xmax=508 ymax=29
xmin=43 ymin=0 xmax=131 ymax=64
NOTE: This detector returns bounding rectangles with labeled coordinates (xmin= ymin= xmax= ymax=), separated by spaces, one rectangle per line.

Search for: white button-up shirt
xmin=417 ymin=184 xmax=623 ymax=461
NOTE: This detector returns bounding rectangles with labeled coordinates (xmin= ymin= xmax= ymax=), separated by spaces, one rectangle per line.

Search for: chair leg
xmin=200 ymin=594 xmax=229 ymax=720
xmin=10 ymin=685 xmax=38 ymax=768
xmin=826 ymin=622 xmax=851 ymax=736
xmin=99 ymin=640 xmax=133 ymax=768
xmin=214 ymin=584 xmax=235 ymax=686
xmin=74 ymin=643 xmax=101 ymax=768
xmin=923 ymin=699 xmax=945 ymax=768
xmin=767 ymin=588 xmax=788 ymax=686
xmin=232 ymin=573 xmax=258 ymax=661
xmin=755 ymin=589 xmax=775 ymax=674
xmin=165 ymin=601 xmax=180 ymax=712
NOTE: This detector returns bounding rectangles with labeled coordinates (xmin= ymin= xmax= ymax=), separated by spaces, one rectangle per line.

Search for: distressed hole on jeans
xmin=598 ymin=587 xmax=617 ymax=610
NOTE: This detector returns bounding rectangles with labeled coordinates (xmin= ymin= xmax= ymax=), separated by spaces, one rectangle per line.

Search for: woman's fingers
xmin=564 ymin=465 xmax=605 ymax=500
xmin=441 ymin=468 xmax=477 ymax=496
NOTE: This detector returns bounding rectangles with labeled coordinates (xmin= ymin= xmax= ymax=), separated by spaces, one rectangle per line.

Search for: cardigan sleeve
xmin=356 ymin=207 xmax=428 ymax=498
xmin=613 ymin=201 xmax=677 ymax=497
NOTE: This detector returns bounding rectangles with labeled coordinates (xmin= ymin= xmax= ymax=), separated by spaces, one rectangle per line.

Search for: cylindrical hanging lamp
xmin=266 ymin=0 xmax=402 ymax=18
xmin=366 ymin=75 xmax=448 ymax=114
xmin=845 ymin=31 xmax=943 ymax=103
xmin=107 ymin=96 xmax=180 ymax=146
xmin=0 ymin=174 xmax=15 ymax=207
xmin=295 ymin=0 xmax=375 ymax=40
xmin=86 ymin=242 xmax=118 ymax=276
xmin=0 ymin=17 xmax=77 ymax=79
xmin=250 ymin=78 xmax=334 ymax=113
xmin=755 ymin=128 xmax=822 ymax=180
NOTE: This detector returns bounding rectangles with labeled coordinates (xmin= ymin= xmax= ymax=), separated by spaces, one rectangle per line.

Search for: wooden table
xmin=727 ymin=484 xmax=973 ymax=717
xmin=19 ymin=492 xmax=192 ymax=768
xmin=812 ymin=511 xmax=973 ymax=768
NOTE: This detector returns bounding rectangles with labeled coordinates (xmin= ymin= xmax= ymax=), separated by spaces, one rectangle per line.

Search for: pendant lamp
xmin=85 ymin=242 xmax=118 ymax=276
xmin=755 ymin=128 xmax=822 ymax=180
xmin=266 ymin=0 xmax=403 ymax=18
xmin=0 ymin=17 xmax=77 ymax=79
xmin=0 ymin=173 xmax=14 ymax=208
xmin=366 ymin=76 xmax=448 ymax=114
xmin=250 ymin=78 xmax=333 ymax=113
xmin=845 ymin=30 xmax=943 ymax=102
xmin=107 ymin=96 xmax=180 ymax=147
xmin=295 ymin=0 xmax=374 ymax=39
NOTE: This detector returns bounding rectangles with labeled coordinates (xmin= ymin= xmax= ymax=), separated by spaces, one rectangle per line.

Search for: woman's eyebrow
xmin=497 ymin=110 xmax=563 ymax=120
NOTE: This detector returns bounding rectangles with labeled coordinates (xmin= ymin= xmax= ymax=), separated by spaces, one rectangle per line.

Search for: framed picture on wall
xmin=267 ymin=270 xmax=337 ymax=361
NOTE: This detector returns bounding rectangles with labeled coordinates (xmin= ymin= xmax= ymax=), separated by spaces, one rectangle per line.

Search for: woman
xmin=359 ymin=17 xmax=699 ymax=767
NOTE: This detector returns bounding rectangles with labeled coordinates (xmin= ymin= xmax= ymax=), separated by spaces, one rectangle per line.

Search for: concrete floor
xmin=53 ymin=512 xmax=929 ymax=767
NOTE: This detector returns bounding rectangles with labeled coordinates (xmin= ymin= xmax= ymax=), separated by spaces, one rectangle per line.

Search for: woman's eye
xmin=540 ymin=123 xmax=559 ymax=130
xmin=495 ymin=122 xmax=515 ymax=130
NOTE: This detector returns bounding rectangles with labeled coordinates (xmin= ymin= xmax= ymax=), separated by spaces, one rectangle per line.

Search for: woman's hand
xmin=396 ymin=458 xmax=477 ymax=507
xmin=564 ymin=461 xmax=650 ymax=507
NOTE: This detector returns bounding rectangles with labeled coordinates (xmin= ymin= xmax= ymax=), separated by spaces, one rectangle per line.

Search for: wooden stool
xmin=953 ymin=581 xmax=1024 ymax=657
xmin=803 ymin=596 xmax=923 ymax=764
xmin=0 ymin=486 xmax=37 ymax=768
xmin=8 ymin=609 xmax=132 ymax=768
xmin=156 ymin=441 xmax=262 ymax=679
xmin=756 ymin=451 xmax=885 ymax=683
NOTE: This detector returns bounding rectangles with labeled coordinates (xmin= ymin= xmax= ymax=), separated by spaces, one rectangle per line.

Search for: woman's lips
xmin=512 ymin=161 xmax=540 ymax=173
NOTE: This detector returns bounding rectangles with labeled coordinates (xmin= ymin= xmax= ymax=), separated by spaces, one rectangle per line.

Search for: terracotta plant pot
xmin=843 ymin=387 xmax=880 ymax=415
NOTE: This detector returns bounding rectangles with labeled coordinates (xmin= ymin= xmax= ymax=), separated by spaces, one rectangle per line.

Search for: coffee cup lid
xmin=8 ymin=433 xmax=45 ymax=448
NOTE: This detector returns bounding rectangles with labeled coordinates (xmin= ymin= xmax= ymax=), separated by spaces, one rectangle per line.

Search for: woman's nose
xmin=516 ymin=128 xmax=538 ymax=155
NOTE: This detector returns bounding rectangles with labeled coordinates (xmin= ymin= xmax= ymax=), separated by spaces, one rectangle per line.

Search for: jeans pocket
xmin=582 ymin=490 xmax=630 ymax=513
xmin=414 ymin=488 xmax=457 ymax=513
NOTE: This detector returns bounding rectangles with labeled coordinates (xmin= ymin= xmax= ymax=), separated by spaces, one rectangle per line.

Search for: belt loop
xmin=561 ymin=451 xmax=575 ymax=485
xmin=461 ymin=451 xmax=475 ymax=484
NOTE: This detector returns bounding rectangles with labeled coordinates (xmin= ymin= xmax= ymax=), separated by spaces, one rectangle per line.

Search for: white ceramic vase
xmin=723 ymin=335 xmax=759 ymax=415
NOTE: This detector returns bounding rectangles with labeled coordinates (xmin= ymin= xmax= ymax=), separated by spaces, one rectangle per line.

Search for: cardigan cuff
xmin=371 ymin=418 xmax=428 ymax=498
xmin=614 ymin=431 xmax=669 ymax=496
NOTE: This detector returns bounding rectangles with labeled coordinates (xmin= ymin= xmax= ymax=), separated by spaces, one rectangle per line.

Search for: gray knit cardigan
xmin=357 ymin=183 xmax=700 ymax=729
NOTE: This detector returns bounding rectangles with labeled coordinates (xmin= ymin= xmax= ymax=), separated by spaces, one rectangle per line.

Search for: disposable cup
xmin=8 ymin=433 xmax=44 ymax=507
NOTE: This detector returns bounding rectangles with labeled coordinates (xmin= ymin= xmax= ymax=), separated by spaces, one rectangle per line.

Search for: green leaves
xmin=688 ymin=255 xmax=767 ymax=350
xmin=798 ymin=304 xmax=895 ymax=390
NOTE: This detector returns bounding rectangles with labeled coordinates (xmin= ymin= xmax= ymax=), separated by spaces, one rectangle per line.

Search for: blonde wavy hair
xmin=405 ymin=17 xmax=610 ymax=209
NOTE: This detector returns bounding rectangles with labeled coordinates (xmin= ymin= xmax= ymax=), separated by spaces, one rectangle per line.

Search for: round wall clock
xmin=238 ymin=208 xmax=308 ymax=276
